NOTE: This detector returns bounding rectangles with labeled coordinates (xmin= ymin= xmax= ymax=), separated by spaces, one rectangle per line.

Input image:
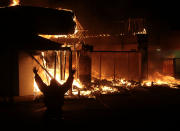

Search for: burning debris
xmin=32 ymin=50 xmax=180 ymax=99
xmin=142 ymin=72 xmax=180 ymax=88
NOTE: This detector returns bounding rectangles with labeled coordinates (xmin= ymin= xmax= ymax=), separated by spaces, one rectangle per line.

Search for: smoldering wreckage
xmin=0 ymin=0 xmax=180 ymax=126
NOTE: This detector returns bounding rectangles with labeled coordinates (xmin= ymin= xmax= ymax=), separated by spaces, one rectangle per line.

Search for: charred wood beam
xmin=64 ymin=51 xmax=67 ymax=80
xmin=137 ymin=34 xmax=148 ymax=81
xmin=127 ymin=52 xmax=129 ymax=80
xmin=69 ymin=50 xmax=72 ymax=96
xmin=54 ymin=51 xmax=57 ymax=78
xmin=29 ymin=53 xmax=54 ymax=79
xmin=60 ymin=51 xmax=63 ymax=80
xmin=41 ymin=53 xmax=49 ymax=83
xmin=28 ymin=48 xmax=71 ymax=80
xmin=75 ymin=51 xmax=79 ymax=79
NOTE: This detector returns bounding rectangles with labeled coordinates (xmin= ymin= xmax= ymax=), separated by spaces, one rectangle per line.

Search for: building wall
xmin=84 ymin=35 xmax=138 ymax=51
xmin=0 ymin=50 xmax=19 ymax=97
xmin=19 ymin=51 xmax=34 ymax=96
xmin=91 ymin=52 xmax=141 ymax=81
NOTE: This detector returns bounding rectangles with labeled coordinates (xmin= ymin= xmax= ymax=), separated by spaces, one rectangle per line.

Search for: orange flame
xmin=34 ymin=68 xmax=180 ymax=97
xmin=33 ymin=52 xmax=180 ymax=98
xmin=142 ymin=72 xmax=180 ymax=88
xmin=39 ymin=14 xmax=82 ymax=39
xmin=33 ymin=65 xmax=84 ymax=96
xmin=10 ymin=0 xmax=20 ymax=6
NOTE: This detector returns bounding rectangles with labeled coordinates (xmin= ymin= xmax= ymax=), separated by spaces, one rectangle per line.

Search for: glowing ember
xmin=100 ymin=86 xmax=119 ymax=94
xmin=33 ymin=51 xmax=180 ymax=98
xmin=142 ymin=72 xmax=180 ymax=88
xmin=73 ymin=79 xmax=83 ymax=89
xmin=34 ymin=68 xmax=180 ymax=98
xmin=10 ymin=0 xmax=20 ymax=6
xmin=33 ymin=66 xmax=84 ymax=96
xmin=136 ymin=28 xmax=147 ymax=35
xmin=80 ymin=90 xmax=91 ymax=96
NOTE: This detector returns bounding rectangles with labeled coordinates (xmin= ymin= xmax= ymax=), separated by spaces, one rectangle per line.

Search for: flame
xmin=142 ymin=72 xmax=180 ymax=88
xmin=33 ymin=64 xmax=84 ymax=96
xmin=33 ymin=52 xmax=180 ymax=98
xmin=73 ymin=79 xmax=83 ymax=89
xmin=10 ymin=0 xmax=20 ymax=6
xmin=80 ymin=90 xmax=91 ymax=96
xmin=39 ymin=14 xmax=81 ymax=40
xmin=136 ymin=28 xmax=147 ymax=35
xmin=34 ymin=67 xmax=180 ymax=97
xmin=34 ymin=80 xmax=42 ymax=96
xmin=100 ymin=86 xmax=119 ymax=94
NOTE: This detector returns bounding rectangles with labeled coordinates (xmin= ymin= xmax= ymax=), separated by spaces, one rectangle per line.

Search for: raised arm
xmin=62 ymin=69 xmax=76 ymax=94
xmin=33 ymin=67 xmax=48 ymax=93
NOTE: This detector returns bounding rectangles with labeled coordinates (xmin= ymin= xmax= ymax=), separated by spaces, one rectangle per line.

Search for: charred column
xmin=79 ymin=44 xmax=93 ymax=86
xmin=60 ymin=51 xmax=63 ymax=80
xmin=137 ymin=34 xmax=148 ymax=81
xmin=69 ymin=50 xmax=73 ymax=96
xmin=99 ymin=55 xmax=102 ymax=80
xmin=54 ymin=51 xmax=57 ymax=78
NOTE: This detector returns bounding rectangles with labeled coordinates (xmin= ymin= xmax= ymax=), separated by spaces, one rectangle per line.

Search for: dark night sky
xmin=1 ymin=0 xmax=180 ymax=33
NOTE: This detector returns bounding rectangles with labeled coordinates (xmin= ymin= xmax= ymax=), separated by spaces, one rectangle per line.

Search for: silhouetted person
xmin=33 ymin=67 xmax=76 ymax=121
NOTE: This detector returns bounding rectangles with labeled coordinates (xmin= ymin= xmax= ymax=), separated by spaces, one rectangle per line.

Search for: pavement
xmin=0 ymin=88 xmax=180 ymax=130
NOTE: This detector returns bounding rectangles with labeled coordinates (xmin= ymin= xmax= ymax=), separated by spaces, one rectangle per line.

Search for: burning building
xmin=0 ymin=3 xmax=76 ymax=99
xmin=1 ymin=0 xmax=180 ymax=102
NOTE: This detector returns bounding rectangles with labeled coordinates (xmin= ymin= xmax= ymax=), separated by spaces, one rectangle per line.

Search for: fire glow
xmin=33 ymin=68 xmax=88 ymax=96
xmin=10 ymin=0 xmax=20 ymax=6
xmin=39 ymin=15 xmax=81 ymax=39
xmin=34 ymin=61 xmax=180 ymax=98
xmin=142 ymin=72 xmax=180 ymax=88
xmin=33 ymin=51 xmax=180 ymax=97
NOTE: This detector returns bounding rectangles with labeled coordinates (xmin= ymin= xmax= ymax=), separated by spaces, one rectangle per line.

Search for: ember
xmin=33 ymin=56 xmax=180 ymax=98
xmin=142 ymin=72 xmax=180 ymax=88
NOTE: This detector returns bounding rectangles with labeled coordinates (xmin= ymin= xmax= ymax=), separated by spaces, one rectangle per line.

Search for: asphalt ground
xmin=0 ymin=88 xmax=180 ymax=130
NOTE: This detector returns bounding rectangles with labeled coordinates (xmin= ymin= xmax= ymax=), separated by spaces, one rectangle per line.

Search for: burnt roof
xmin=0 ymin=5 xmax=75 ymax=35
xmin=4 ymin=35 xmax=70 ymax=51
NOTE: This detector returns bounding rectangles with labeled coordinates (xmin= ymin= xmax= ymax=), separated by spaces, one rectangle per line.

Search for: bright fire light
xmin=34 ymin=69 xmax=180 ymax=97
xmin=10 ymin=0 xmax=20 ymax=6
xmin=142 ymin=72 xmax=180 ymax=88
xmin=39 ymin=14 xmax=81 ymax=39
xmin=33 ymin=52 xmax=180 ymax=98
